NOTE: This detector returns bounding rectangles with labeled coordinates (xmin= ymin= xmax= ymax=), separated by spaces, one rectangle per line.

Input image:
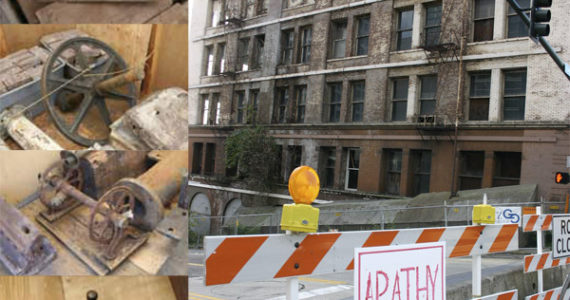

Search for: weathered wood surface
xmin=0 ymin=276 xmax=64 ymax=300
xmin=147 ymin=2 xmax=188 ymax=24
xmin=36 ymin=0 xmax=172 ymax=24
xmin=37 ymin=0 xmax=156 ymax=2
xmin=15 ymin=0 xmax=49 ymax=23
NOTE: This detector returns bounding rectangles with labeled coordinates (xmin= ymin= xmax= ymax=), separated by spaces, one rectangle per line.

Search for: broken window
xmin=469 ymin=71 xmax=491 ymax=120
xmin=277 ymin=87 xmax=289 ymax=123
xmin=192 ymin=143 xmax=204 ymax=174
xmin=424 ymin=3 xmax=442 ymax=47
xmin=299 ymin=26 xmax=312 ymax=64
xmin=236 ymin=91 xmax=245 ymax=123
xmin=503 ymin=69 xmax=527 ymax=120
xmin=320 ymin=147 xmax=336 ymax=188
xmin=252 ymin=35 xmax=265 ymax=69
xmin=397 ymin=8 xmax=414 ymax=50
xmin=210 ymin=0 xmax=224 ymax=27
xmin=205 ymin=143 xmax=216 ymax=176
xmin=327 ymin=82 xmax=342 ymax=123
xmin=459 ymin=151 xmax=484 ymax=190
xmin=385 ymin=149 xmax=403 ymax=195
xmin=248 ymin=89 xmax=259 ymax=124
xmin=204 ymin=45 xmax=214 ymax=76
xmin=286 ymin=146 xmax=302 ymax=181
xmin=213 ymin=93 xmax=221 ymax=125
xmin=331 ymin=20 xmax=347 ymax=58
xmin=238 ymin=38 xmax=250 ymax=71
xmin=351 ymin=81 xmax=365 ymax=122
xmin=508 ymin=0 xmax=530 ymax=38
xmin=410 ymin=150 xmax=432 ymax=196
xmin=216 ymin=43 xmax=226 ymax=74
xmin=419 ymin=75 xmax=437 ymax=115
xmin=345 ymin=148 xmax=360 ymax=190
xmin=201 ymin=94 xmax=210 ymax=125
xmin=473 ymin=0 xmax=495 ymax=42
xmin=493 ymin=152 xmax=521 ymax=187
xmin=355 ymin=15 xmax=370 ymax=55
xmin=392 ymin=77 xmax=408 ymax=121
xmin=281 ymin=30 xmax=294 ymax=65
xmin=295 ymin=85 xmax=307 ymax=123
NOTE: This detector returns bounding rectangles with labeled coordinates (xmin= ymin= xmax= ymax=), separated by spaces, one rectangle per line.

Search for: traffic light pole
xmin=506 ymin=0 xmax=570 ymax=81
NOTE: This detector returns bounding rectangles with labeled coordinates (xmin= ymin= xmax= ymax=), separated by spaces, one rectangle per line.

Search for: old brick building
xmin=189 ymin=0 xmax=570 ymax=218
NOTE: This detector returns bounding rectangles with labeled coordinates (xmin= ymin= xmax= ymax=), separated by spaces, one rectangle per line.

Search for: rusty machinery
xmin=35 ymin=150 xmax=187 ymax=274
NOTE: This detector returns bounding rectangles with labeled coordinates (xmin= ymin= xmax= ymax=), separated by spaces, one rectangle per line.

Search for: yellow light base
xmin=280 ymin=203 xmax=319 ymax=233
xmin=472 ymin=204 xmax=496 ymax=224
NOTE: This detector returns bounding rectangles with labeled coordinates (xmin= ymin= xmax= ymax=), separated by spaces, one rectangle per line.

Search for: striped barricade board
xmin=523 ymin=214 xmax=553 ymax=232
xmin=204 ymin=224 xmax=519 ymax=286
xmin=525 ymin=287 xmax=570 ymax=300
xmin=473 ymin=289 xmax=517 ymax=300
xmin=524 ymin=252 xmax=570 ymax=273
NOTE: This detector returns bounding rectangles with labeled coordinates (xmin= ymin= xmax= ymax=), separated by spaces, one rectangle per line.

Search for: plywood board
xmin=0 ymin=25 xmax=75 ymax=54
xmin=61 ymin=276 xmax=177 ymax=300
xmin=0 ymin=277 xmax=64 ymax=300
xmin=36 ymin=0 xmax=172 ymax=24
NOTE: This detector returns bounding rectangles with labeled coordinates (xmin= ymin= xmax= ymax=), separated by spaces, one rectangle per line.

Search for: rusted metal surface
xmin=95 ymin=66 xmax=145 ymax=95
xmin=0 ymin=197 xmax=56 ymax=275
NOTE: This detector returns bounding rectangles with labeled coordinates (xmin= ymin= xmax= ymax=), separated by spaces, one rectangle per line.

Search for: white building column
xmin=411 ymin=3 xmax=423 ymax=48
xmin=406 ymin=75 xmax=418 ymax=120
xmin=488 ymin=68 xmax=502 ymax=121
xmin=493 ymin=0 xmax=507 ymax=40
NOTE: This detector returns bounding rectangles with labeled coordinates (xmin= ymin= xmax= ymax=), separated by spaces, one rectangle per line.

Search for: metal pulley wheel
xmin=39 ymin=159 xmax=84 ymax=210
xmin=89 ymin=186 xmax=135 ymax=245
xmin=41 ymin=37 xmax=137 ymax=147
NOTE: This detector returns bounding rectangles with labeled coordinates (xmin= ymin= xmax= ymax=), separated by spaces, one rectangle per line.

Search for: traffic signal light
xmin=555 ymin=172 xmax=570 ymax=184
xmin=530 ymin=0 xmax=552 ymax=38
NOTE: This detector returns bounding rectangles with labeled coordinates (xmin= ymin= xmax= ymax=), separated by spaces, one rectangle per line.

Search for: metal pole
xmin=537 ymin=206 xmax=543 ymax=293
xmin=472 ymin=194 xmax=486 ymax=298
xmin=286 ymin=277 xmax=299 ymax=300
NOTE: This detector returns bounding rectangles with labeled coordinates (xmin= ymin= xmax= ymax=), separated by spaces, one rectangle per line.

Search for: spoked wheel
xmin=89 ymin=186 xmax=135 ymax=245
xmin=39 ymin=160 xmax=84 ymax=211
xmin=41 ymin=37 xmax=137 ymax=147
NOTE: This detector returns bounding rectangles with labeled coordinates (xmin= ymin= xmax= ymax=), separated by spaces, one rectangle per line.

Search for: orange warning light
xmin=288 ymin=166 xmax=320 ymax=205
xmin=556 ymin=172 xmax=569 ymax=184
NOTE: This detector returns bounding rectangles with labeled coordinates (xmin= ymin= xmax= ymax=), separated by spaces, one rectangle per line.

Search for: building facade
xmin=189 ymin=0 xmax=570 ymax=217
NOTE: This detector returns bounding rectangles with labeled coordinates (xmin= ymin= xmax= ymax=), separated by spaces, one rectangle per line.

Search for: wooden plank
xmin=147 ymin=2 xmax=188 ymax=24
xmin=0 ymin=27 xmax=8 ymax=57
xmin=62 ymin=276 xmax=177 ymax=300
xmin=36 ymin=0 xmax=173 ymax=24
xmin=15 ymin=0 xmax=49 ymax=23
xmin=0 ymin=276 xmax=64 ymax=300
xmin=127 ymin=231 xmax=175 ymax=275
xmin=0 ymin=25 xmax=75 ymax=54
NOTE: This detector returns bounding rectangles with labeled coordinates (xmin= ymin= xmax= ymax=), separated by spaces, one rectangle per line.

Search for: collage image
xmin=2 ymin=0 xmax=570 ymax=300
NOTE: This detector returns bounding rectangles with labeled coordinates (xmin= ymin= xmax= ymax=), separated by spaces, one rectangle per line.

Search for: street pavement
xmin=189 ymin=249 xmax=523 ymax=300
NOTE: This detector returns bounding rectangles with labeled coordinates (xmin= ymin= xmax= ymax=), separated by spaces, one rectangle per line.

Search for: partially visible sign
xmin=354 ymin=242 xmax=446 ymax=300
xmin=495 ymin=207 xmax=522 ymax=226
xmin=523 ymin=207 xmax=537 ymax=215
xmin=553 ymin=214 xmax=570 ymax=259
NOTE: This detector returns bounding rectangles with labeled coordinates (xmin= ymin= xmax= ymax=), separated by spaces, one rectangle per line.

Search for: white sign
xmin=553 ymin=214 xmax=570 ymax=259
xmin=354 ymin=242 xmax=446 ymax=300
xmin=495 ymin=207 xmax=522 ymax=226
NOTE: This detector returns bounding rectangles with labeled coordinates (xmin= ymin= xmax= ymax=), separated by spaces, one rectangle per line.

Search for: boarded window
xmin=392 ymin=77 xmax=408 ymax=121
xmin=493 ymin=152 xmax=521 ymax=187
xmin=331 ymin=20 xmax=347 ymax=58
xmin=385 ymin=149 xmax=403 ymax=195
xmin=469 ymin=71 xmax=491 ymax=120
xmin=503 ymin=69 xmax=527 ymax=120
xmin=420 ymin=75 xmax=437 ymax=115
xmin=473 ymin=0 xmax=495 ymax=42
xmin=459 ymin=151 xmax=484 ymax=190
xmin=397 ymin=9 xmax=414 ymax=50
xmin=355 ymin=15 xmax=370 ymax=55
xmin=411 ymin=150 xmax=432 ymax=196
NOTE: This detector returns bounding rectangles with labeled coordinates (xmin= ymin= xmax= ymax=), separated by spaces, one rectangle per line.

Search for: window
xmin=286 ymin=146 xmax=302 ymax=181
xmin=351 ymin=81 xmax=365 ymax=122
xmin=277 ymin=87 xmax=289 ymax=123
xmin=424 ymin=4 xmax=442 ymax=47
xmin=281 ymin=30 xmax=294 ymax=65
xmin=216 ymin=43 xmax=226 ymax=74
xmin=508 ymin=0 xmax=530 ymax=38
xmin=391 ymin=78 xmax=408 ymax=121
xmin=243 ymin=0 xmax=267 ymax=18
xmin=320 ymin=147 xmax=336 ymax=188
xmin=459 ymin=151 xmax=484 ymax=190
xmin=299 ymin=26 xmax=312 ymax=63
xmin=493 ymin=152 xmax=521 ymax=187
xmin=204 ymin=46 xmax=214 ymax=76
xmin=213 ymin=94 xmax=221 ymax=125
xmin=238 ymin=38 xmax=250 ymax=71
xmin=252 ymin=35 xmax=265 ymax=69
xmin=327 ymin=83 xmax=342 ymax=122
xmin=236 ymin=91 xmax=245 ymax=123
xmin=256 ymin=0 xmax=268 ymax=15
xmin=410 ymin=150 xmax=431 ymax=196
xmin=355 ymin=15 xmax=370 ymax=55
xmin=248 ymin=90 xmax=259 ymax=123
xmin=419 ymin=75 xmax=437 ymax=115
xmin=210 ymin=0 xmax=224 ymax=27
xmin=192 ymin=143 xmax=204 ymax=174
xmin=397 ymin=9 xmax=414 ymax=50
xmin=473 ymin=0 xmax=495 ymax=42
xmin=385 ymin=149 xmax=403 ymax=195
xmin=331 ymin=20 xmax=347 ymax=58
xmin=295 ymin=86 xmax=307 ymax=123
xmin=201 ymin=95 xmax=210 ymax=125
xmin=469 ymin=71 xmax=491 ymax=120
xmin=345 ymin=148 xmax=360 ymax=190
xmin=503 ymin=69 xmax=526 ymax=120
xmin=273 ymin=145 xmax=283 ymax=182
xmin=205 ymin=143 xmax=216 ymax=175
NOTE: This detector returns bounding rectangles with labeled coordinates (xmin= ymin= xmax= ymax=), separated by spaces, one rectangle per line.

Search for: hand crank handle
xmin=95 ymin=65 xmax=145 ymax=94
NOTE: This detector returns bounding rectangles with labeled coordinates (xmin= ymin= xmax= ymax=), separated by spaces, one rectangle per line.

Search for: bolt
xmin=294 ymin=242 xmax=300 ymax=248
xmin=86 ymin=290 xmax=98 ymax=300
xmin=302 ymin=220 xmax=308 ymax=225
xmin=294 ymin=263 xmax=299 ymax=269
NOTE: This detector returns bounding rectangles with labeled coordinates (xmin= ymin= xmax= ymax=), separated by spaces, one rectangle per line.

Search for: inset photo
xmin=0 ymin=24 xmax=188 ymax=150
xmin=0 ymin=150 xmax=189 ymax=276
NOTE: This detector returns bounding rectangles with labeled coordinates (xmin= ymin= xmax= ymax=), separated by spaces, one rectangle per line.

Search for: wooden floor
xmin=0 ymin=276 xmax=179 ymax=300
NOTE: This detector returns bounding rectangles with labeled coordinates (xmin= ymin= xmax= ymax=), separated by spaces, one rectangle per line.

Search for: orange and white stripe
xmin=525 ymin=287 xmax=570 ymax=300
xmin=204 ymin=224 xmax=518 ymax=286
xmin=524 ymin=252 xmax=570 ymax=273
xmin=523 ymin=214 xmax=553 ymax=232
xmin=473 ymin=290 xmax=517 ymax=300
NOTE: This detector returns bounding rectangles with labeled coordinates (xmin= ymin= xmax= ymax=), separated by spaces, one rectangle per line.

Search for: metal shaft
xmin=95 ymin=66 xmax=145 ymax=94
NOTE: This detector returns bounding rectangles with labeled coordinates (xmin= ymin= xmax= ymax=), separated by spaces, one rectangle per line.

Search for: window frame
xmin=396 ymin=8 xmax=414 ymax=51
xmin=277 ymin=87 xmax=289 ymax=123
xmin=458 ymin=151 xmax=485 ymax=191
xmin=350 ymin=81 xmax=365 ymax=122
xmin=344 ymin=148 xmax=360 ymax=191
xmin=295 ymin=85 xmax=307 ymax=123
xmin=423 ymin=3 xmax=442 ymax=47
xmin=410 ymin=149 xmax=432 ymax=196
xmin=419 ymin=75 xmax=438 ymax=115
xmin=238 ymin=37 xmax=250 ymax=72
xmin=355 ymin=15 xmax=370 ymax=56
xmin=320 ymin=147 xmax=336 ymax=188
xmin=391 ymin=77 xmax=409 ymax=121
xmin=252 ymin=34 xmax=265 ymax=69
xmin=502 ymin=69 xmax=527 ymax=121
xmin=473 ymin=0 xmax=495 ymax=42
xmin=507 ymin=0 xmax=530 ymax=38
xmin=248 ymin=89 xmax=259 ymax=124
xmin=299 ymin=26 xmax=312 ymax=64
xmin=331 ymin=19 xmax=348 ymax=58
xmin=204 ymin=45 xmax=214 ymax=76
xmin=385 ymin=149 xmax=403 ymax=195
xmin=468 ymin=71 xmax=491 ymax=121
xmin=281 ymin=29 xmax=295 ymax=65
xmin=236 ymin=91 xmax=246 ymax=124
xmin=216 ymin=43 xmax=226 ymax=74
xmin=327 ymin=82 xmax=342 ymax=123
xmin=201 ymin=94 xmax=210 ymax=125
